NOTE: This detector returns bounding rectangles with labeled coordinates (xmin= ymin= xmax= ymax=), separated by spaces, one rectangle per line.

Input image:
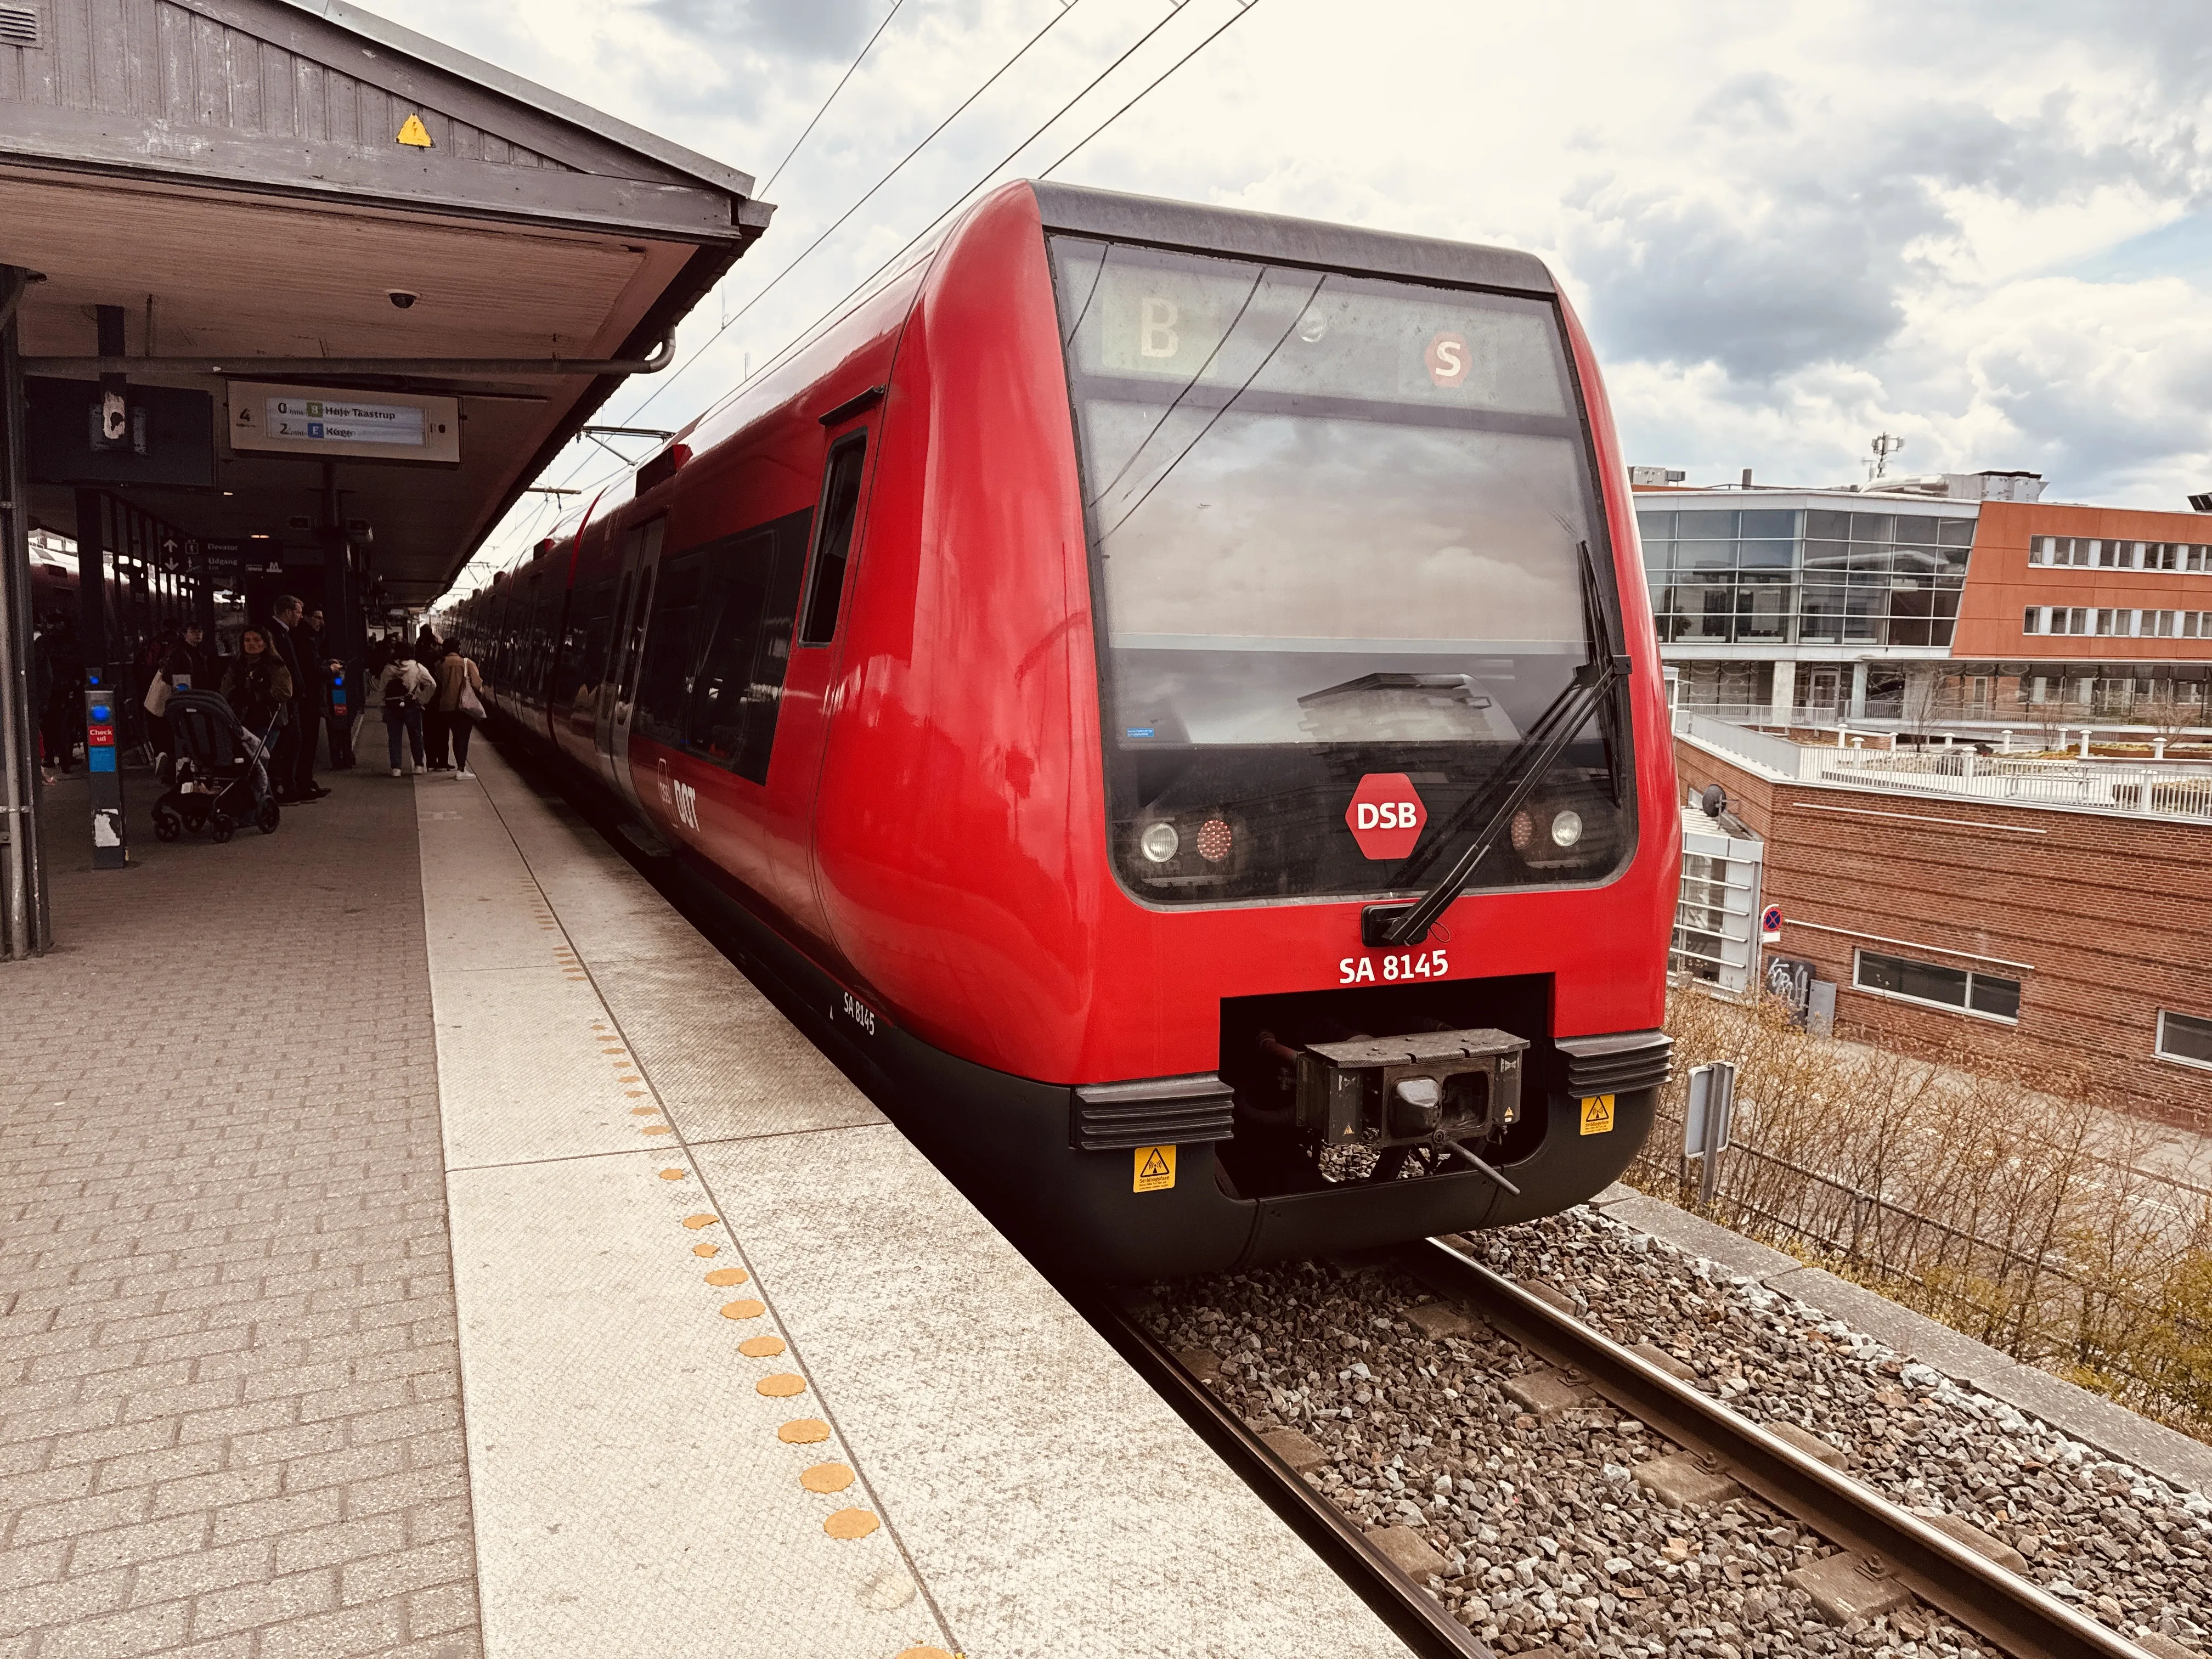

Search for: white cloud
xmin=387 ymin=0 xmax=2212 ymax=591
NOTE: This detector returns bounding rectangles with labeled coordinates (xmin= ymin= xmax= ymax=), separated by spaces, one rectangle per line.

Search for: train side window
xmin=799 ymin=433 xmax=867 ymax=645
xmin=680 ymin=508 xmax=812 ymax=783
xmin=632 ymin=552 xmax=708 ymax=748
xmin=556 ymin=573 xmax=616 ymax=707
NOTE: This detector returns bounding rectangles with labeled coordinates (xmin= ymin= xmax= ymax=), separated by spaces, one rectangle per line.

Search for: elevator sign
xmin=227 ymin=380 xmax=460 ymax=464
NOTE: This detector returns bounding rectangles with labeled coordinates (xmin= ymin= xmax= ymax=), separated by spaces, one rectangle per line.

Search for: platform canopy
xmin=1 ymin=0 xmax=771 ymax=603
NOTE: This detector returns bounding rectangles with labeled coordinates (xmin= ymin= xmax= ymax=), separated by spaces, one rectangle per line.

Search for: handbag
xmin=459 ymin=680 xmax=486 ymax=721
xmin=144 ymin=672 xmax=172 ymax=718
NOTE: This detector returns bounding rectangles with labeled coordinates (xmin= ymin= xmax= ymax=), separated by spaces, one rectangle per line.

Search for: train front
xmin=1027 ymin=190 xmax=1679 ymax=1273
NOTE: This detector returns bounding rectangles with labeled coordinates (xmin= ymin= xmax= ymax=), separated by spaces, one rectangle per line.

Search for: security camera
xmin=388 ymin=290 xmax=418 ymax=310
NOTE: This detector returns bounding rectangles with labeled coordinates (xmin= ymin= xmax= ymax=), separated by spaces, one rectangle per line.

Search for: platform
xmin=1 ymin=743 xmax=1410 ymax=1659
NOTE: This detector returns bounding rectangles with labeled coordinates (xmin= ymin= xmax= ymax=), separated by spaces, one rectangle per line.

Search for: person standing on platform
xmin=297 ymin=605 xmax=345 ymax=780
xmin=33 ymin=614 xmax=84 ymax=778
xmin=375 ymin=649 xmax=434 ymax=777
xmin=164 ymin=622 xmax=213 ymax=690
xmin=420 ymin=641 xmax=451 ymax=772
xmin=267 ymin=597 xmax=306 ymax=803
xmin=270 ymin=596 xmax=331 ymax=803
xmin=433 ymin=640 xmax=486 ymax=779
xmin=221 ymin=626 xmax=293 ymax=753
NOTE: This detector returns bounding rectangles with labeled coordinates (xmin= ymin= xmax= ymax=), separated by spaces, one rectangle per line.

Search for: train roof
xmin=1030 ymin=182 xmax=1556 ymax=300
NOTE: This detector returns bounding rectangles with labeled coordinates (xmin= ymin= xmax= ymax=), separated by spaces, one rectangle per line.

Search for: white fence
xmin=1808 ymin=749 xmax=2212 ymax=821
xmin=1677 ymin=710 xmax=2212 ymax=822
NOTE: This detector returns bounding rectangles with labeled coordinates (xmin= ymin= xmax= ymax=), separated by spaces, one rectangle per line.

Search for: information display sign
xmin=227 ymin=381 xmax=460 ymax=464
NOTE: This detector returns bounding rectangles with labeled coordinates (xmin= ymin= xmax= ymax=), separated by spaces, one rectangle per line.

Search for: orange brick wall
xmin=1954 ymin=500 xmax=2212 ymax=662
xmin=1674 ymin=740 xmax=2212 ymax=1128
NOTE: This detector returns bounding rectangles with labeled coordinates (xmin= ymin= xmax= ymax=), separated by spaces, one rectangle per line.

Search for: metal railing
xmin=1628 ymin=1118 xmax=2212 ymax=1435
xmin=1809 ymin=748 xmax=2212 ymax=821
xmin=1675 ymin=711 xmax=2212 ymax=821
xmin=1673 ymin=709 xmax=1807 ymax=776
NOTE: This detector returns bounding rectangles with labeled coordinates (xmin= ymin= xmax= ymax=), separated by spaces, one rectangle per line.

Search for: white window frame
xmin=2155 ymin=1010 xmax=2212 ymax=1072
xmin=1852 ymin=947 xmax=2022 ymax=1025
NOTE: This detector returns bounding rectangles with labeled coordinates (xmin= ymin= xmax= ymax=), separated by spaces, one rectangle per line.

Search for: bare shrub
xmin=1634 ymin=986 xmax=2212 ymax=1440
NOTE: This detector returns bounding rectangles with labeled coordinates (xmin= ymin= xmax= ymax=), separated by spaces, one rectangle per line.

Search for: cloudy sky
xmin=379 ymin=0 xmax=2212 ymax=591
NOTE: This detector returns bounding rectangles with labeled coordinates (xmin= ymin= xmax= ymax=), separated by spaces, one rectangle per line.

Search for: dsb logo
xmin=1345 ymin=773 xmax=1427 ymax=860
xmin=1354 ymin=801 xmax=1418 ymax=830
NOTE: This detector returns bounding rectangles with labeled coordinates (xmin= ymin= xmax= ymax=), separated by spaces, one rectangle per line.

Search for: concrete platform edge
xmin=1586 ymin=1182 xmax=2212 ymax=1497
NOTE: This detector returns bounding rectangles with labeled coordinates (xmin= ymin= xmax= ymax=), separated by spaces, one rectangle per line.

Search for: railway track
xmin=1080 ymin=1237 xmax=2164 ymax=1659
xmin=1074 ymin=1274 xmax=1492 ymax=1659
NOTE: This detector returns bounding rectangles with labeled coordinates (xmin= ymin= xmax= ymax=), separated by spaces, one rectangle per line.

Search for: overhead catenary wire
xmin=758 ymin=0 xmax=909 ymax=200
xmin=480 ymin=0 xmax=1260 ymax=574
xmin=617 ymin=0 xmax=1198 ymax=441
xmin=663 ymin=0 xmax=1261 ymax=438
xmin=671 ymin=0 xmax=1091 ymax=403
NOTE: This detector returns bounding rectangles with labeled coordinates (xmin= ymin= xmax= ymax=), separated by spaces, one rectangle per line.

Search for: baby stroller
xmin=151 ymin=689 xmax=282 ymax=843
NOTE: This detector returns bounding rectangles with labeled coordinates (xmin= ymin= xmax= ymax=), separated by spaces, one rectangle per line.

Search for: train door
xmin=595 ymin=517 xmax=665 ymax=808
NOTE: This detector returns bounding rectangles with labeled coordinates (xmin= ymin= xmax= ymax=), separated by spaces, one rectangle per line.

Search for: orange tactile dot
xmin=625 ymin=1091 xmax=648 ymax=1099
xmin=703 ymin=1267 xmax=749 ymax=1286
xmin=778 ymin=1418 xmax=830 ymax=1444
xmin=630 ymin=1107 xmax=661 ymax=1116
xmin=681 ymin=1214 xmax=719 ymax=1230
xmin=800 ymin=1463 xmax=853 ymax=1493
xmin=692 ymin=1243 xmax=720 ymax=1258
xmin=658 ymin=1169 xmax=687 ymax=1181
xmin=897 ymin=1648 xmax=955 ymax=1659
xmin=823 ymin=1509 xmax=878 ymax=1539
xmin=738 ymin=1336 xmax=785 ymax=1358
xmin=757 ymin=1374 xmax=806 ymax=1398
xmin=721 ymin=1299 xmax=766 ymax=1320
xmin=641 ymin=1125 xmax=674 ymax=1136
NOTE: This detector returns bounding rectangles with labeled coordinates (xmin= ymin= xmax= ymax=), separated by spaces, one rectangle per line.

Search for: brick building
xmin=1671 ymin=721 xmax=2212 ymax=1128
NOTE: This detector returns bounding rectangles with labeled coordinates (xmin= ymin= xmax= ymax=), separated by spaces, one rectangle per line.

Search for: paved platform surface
xmin=4 ymin=742 xmax=1412 ymax=1658
xmin=428 ymin=746 xmax=1408 ymax=1659
xmin=3 ymin=766 xmax=478 ymax=1659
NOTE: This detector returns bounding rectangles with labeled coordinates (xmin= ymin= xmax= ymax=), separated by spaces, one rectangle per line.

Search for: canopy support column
xmin=0 ymin=266 xmax=49 ymax=956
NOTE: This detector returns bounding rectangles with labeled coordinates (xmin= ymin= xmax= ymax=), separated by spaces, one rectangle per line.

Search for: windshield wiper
xmin=1359 ymin=541 xmax=1630 ymax=949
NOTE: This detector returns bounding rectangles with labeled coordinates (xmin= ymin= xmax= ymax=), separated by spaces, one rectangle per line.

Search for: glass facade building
xmin=1638 ymin=506 xmax=1976 ymax=648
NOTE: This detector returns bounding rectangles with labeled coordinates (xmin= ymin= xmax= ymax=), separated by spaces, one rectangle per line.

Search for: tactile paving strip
xmin=419 ymin=766 xmax=956 ymax=1659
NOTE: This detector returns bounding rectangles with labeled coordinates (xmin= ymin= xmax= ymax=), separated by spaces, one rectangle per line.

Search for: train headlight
xmin=1139 ymin=821 xmax=1180 ymax=863
xmin=1195 ymin=817 xmax=1233 ymax=862
xmin=1509 ymin=809 xmax=1535 ymax=853
xmin=1549 ymin=809 xmax=1585 ymax=848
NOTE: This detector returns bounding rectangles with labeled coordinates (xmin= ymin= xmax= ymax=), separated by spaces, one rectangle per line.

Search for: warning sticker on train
xmin=1132 ymin=1145 xmax=1177 ymax=1192
xmin=1579 ymin=1094 xmax=1616 ymax=1136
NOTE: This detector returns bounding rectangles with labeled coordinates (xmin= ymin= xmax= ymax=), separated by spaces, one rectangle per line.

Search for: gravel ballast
xmin=1141 ymin=1205 xmax=2212 ymax=1659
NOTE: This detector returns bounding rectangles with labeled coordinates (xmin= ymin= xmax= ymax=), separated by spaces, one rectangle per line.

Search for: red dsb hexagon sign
xmin=1345 ymin=772 xmax=1427 ymax=860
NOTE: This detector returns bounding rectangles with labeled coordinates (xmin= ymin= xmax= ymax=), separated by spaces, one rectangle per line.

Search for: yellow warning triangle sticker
xmin=396 ymin=112 xmax=433 ymax=149
xmin=1137 ymin=1148 xmax=1170 ymax=1178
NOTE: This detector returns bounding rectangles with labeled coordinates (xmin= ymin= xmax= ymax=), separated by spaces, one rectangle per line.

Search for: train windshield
xmin=1049 ymin=235 xmax=1634 ymax=904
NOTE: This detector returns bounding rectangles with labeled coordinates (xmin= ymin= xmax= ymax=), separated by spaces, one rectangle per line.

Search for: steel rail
xmin=1395 ymin=1237 xmax=2157 ymax=1659
xmin=1065 ymin=1277 xmax=1493 ymax=1659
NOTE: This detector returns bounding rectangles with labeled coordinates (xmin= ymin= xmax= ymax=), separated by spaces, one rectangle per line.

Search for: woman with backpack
xmin=375 ymin=648 xmax=435 ymax=777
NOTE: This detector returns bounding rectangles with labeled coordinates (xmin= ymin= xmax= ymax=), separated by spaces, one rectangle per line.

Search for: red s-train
xmin=450 ymin=182 xmax=1679 ymax=1277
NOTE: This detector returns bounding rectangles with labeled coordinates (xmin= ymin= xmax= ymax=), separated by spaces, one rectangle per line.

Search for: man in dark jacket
xmin=34 ymin=615 xmax=84 ymax=776
xmin=268 ymin=596 xmax=328 ymax=803
xmin=297 ymin=606 xmax=345 ymax=777
xmin=162 ymin=622 xmax=214 ymax=690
